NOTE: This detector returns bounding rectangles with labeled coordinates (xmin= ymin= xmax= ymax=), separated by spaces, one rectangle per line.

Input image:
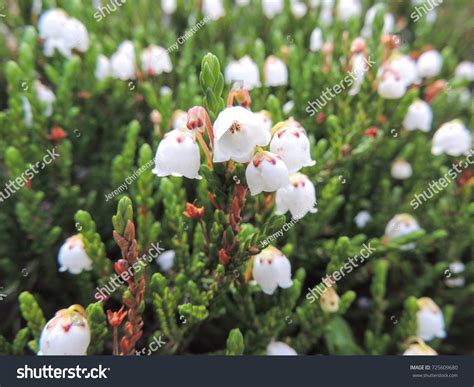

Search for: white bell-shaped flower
xmin=246 ymin=151 xmax=290 ymax=196
xmin=264 ymin=56 xmax=288 ymax=87
xmin=256 ymin=110 xmax=272 ymax=133
xmin=320 ymin=0 xmax=334 ymax=25
xmin=153 ymin=127 xmax=201 ymax=179
xmin=417 ymin=298 xmax=446 ymax=341
xmin=283 ymin=100 xmax=294 ymax=115
xmin=202 ymin=0 xmax=225 ymax=20
xmin=377 ymin=69 xmax=407 ymax=99
xmin=38 ymin=305 xmax=90 ymax=355
xmin=310 ymin=28 xmax=324 ymax=52
xmin=385 ymin=213 xmax=420 ymax=250
xmin=95 ymin=55 xmax=111 ymax=81
xmin=171 ymin=110 xmax=188 ymax=130
xmin=266 ymin=341 xmax=297 ymax=355
xmin=348 ymin=53 xmax=368 ymax=96
xmin=389 ymin=55 xmax=419 ymax=86
xmin=354 ymin=210 xmax=372 ymax=228
xmin=116 ymin=40 xmax=136 ymax=61
xmin=38 ymin=9 xmax=69 ymax=57
xmin=445 ymin=261 xmax=465 ymax=288
xmin=224 ymin=56 xmax=261 ymax=90
xmin=361 ymin=5 xmax=394 ymax=38
xmin=22 ymin=96 xmax=33 ymax=128
xmin=252 ymin=246 xmax=293 ymax=295
xmin=110 ymin=41 xmax=136 ymax=80
xmin=213 ymin=106 xmax=270 ymax=163
xmin=391 ymin=160 xmax=413 ymax=180
xmin=403 ymin=99 xmax=433 ymax=132
xmin=156 ymin=250 xmax=175 ymax=272
xmin=63 ymin=17 xmax=89 ymax=54
xmin=262 ymin=0 xmax=284 ymax=18
xmin=35 ymin=80 xmax=55 ymax=117
xmin=454 ymin=61 xmax=474 ymax=81
xmin=337 ymin=0 xmax=361 ymax=22
xmin=431 ymin=120 xmax=472 ymax=156
xmin=276 ymin=173 xmax=317 ymax=219
xmin=291 ymin=0 xmax=307 ymax=18
xmin=58 ymin=235 xmax=92 ymax=275
xmin=270 ymin=119 xmax=315 ymax=173
xmin=161 ymin=0 xmax=177 ymax=14
xmin=141 ymin=45 xmax=173 ymax=76
xmin=39 ymin=9 xmax=68 ymax=42
xmin=417 ymin=50 xmax=443 ymax=78
xmin=38 ymin=10 xmax=89 ymax=58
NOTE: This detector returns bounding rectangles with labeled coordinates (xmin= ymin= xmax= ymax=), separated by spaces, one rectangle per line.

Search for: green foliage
xmin=0 ymin=0 xmax=472 ymax=357
xmin=86 ymin=302 xmax=109 ymax=355
xmin=18 ymin=291 xmax=46 ymax=353
xmin=226 ymin=328 xmax=244 ymax=355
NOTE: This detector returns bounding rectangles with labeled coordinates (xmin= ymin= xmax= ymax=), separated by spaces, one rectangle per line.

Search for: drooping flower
xmin=58 ymin=235 xmax=92 ymax=274
xmin=38 ymin=9 xmax=89 ymax=58
xmin=246 ymin=151 xmax=290 ymax=196
xmin=224 ymin=56 xmax=261 ymax=90
xmin=431 ymin=120 xmax=472 ymax=156
xmin=320 ymin=0 xmax=334 ymax=25
xmin=62 ymin=17 xmax=89 ymax=54
xmin=385 ymin=214 xmax=421 ymax=250
xmin=161 ymin=0 xmax=177 ymax=14
xmin=262 ymin=0 xmax=284 ymax=18
xmin=337 ymin=0 xmax=361 ymax=22
xmin=354 ymin=210 xmax=372 ymax=228
xmin=170 ymin=109 xmax=188 ymax=130
xmin=95 ymin=54 xmax=111 ymax=81
xmin=213 ymin=106 xmax=270 ymax=163
xmin=391 ymin=160 xmax=413 ymax=180
xmin=445 ymin=261 xmax=466 ymax=288
xmin=454 ymin=61 xmax=474 ymax=81
xmin=276 ymin=173 xmax=317 ymax=219
xmin=152 ymin=127 xmax=201 ymax=179
xmin=38 ymin=305 xmax=90 ymax=355
xmin=348 ymin=49 xmax=368 ymax=96
xmin=403 ymin=99 xmax=433 ymax=132
xmin=264 ymin=56 xmax=288 ymax=87
xmin=252 ymin=246 xmax=293 ymax=295
xmin=403 ymin=338 xmax=437 ymax=356
xmin=417 ymin=50 xmax=443 ymax=78
xmin=21 ymin=97 xmax=33 ymax=128
xmin=35 ymin=80 xmax=55 ymax=117
xmin=361 ymin=4 xmax=395 ymax=38
xmin=282 ymin=100 xmax=294 ymax=115
xmin=290 ymin=0 xmax=307 ymax=18
xmin=417 ymin=297 xmax=446 ymax=341
xmin=266 ymin=341 xmax=297 ymax=356
xmin=141 ymin=45 xmax=173 ymax=76
xmin=377 ymin=69 xmax=407 ymax=99
xmin=320 ymin=288 xmax=340 ymax=313
xmin=309 ymin=27 xmax=324 ymax=52
xmin=256 ymin=110 xmax=272 ymax=133
xmin=202 ymin=0 xmax=225 ymax=20
xmin=156 ymin=250 xmax=175 ymax=272
xmin=270 ymin=119 xmax=315 ymax=172
xmin=388 ymin=55 xmax=419 ymax=86
xmin=110 ymin=40 xmax=136 ymax=80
